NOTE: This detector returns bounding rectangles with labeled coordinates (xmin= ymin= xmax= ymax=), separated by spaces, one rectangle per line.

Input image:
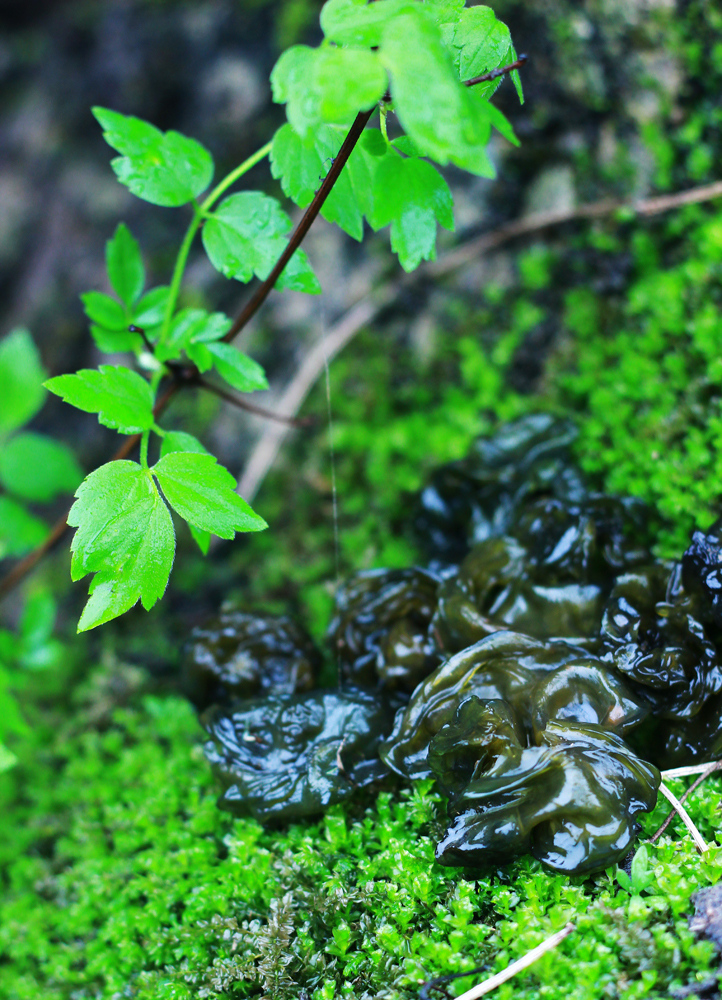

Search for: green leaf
xmin=93 ymin=106 xmax=214 ymax=208
xmin=321 ymin=0 xmax=418 ymax=47
xmin=188 ymin=524 xmax=211 ymax=554
xmin=379 ymin=10 xmax=496 ymax=176
xmin=451 ymin=6 xmax=512 ymax=81
xmin=81 ymin=291 xmax=127 ymax=330
xmin=271 ymin=44 xmax=386 ymax=140
xmin=82 ymin=288 xmax=142 ymax=356
xmin=0 ymin=743 xmax=17 ymax=773
xmin=202 ymin=192 xmax=321 ymax=293
xmin=106 ymin=223 xmax=145 ymax=306
xmin=271 ymin=124 xmax=385 ymax=240
xmin=20 ymin=591 xmax=56 ymax=650
xmin=159 ymin=308 xmax=232 ymax=366
xmin=89 ymin=326 xmax=143 ymax=355
xmin=0 ymin=432 xmax=82 ymax=501
xmin=153 ymin=452 xmax=267 ymax=538
xmin=0 ymin=328 xmax=47 ymax=440
xmin=0 ymin=496 xmax=48 ymax=559
xmin=206 ymin=343 xmax=269 ymax=393
xmin=68 ymin=461 xmax=175 ymax=631
xmin=132 ymin=286 xmax=171 ymax=330
xmin=160 ymin=431 xmax=210 ymax=458
xmin=44 ymin=366 xmax=154 ymax=434
xmin=371 ymin=154 xmax=454 ymax=270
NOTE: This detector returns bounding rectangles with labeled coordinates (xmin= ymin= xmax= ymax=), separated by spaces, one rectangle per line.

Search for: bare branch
xmin=197 ymin=377 xmax=314 ymax=428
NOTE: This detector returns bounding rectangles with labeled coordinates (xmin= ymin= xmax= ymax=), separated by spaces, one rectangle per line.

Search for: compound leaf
xmin=0 ymin=432 xmax=82 ymax=502
xmin=153 ymin=451 xmax=267 ymax=538
xmin=371 ymin=154 xmax=454 ymax=270
xmin=206 ymin=343 xmax=269 ymax=393
xmin=68 ymin=461 xmax=175 ymax=630
xmin=93 ymin=106 xmax=214 ymax=207
xmin=106 ymin=223 xmax=145 ymax=306
xmin=159 ymin=308 xmax=232 ymax=367
xmin=45 ymin=365 xmax=154 ymax=434
xmin=0 ymin=328 xmax=46 ymax=440
xmin=202 ymin=191 xmax=320 ymax=293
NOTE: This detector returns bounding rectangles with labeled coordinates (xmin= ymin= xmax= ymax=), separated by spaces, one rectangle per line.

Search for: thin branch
xmin=448 ymin=923 xmax=575 ymax=1000
xmin=222 ymin=108 xmax=376 ymax=345
xmin=237 ymin=177 xmax=722 ymax=503
xmin=658 ymin=782 xmax=708 ymax=854
xmin=650 ymin=762 xmax=722 ymax=844
xmin=464 ymin=54 xmax=528 ymax=88
xmin=197 ymin=377 xmax=313 ymax=427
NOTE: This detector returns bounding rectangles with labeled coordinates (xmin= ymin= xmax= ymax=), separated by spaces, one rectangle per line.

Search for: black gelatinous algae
xmin=189 ymin=415 xmax=722 ymax=875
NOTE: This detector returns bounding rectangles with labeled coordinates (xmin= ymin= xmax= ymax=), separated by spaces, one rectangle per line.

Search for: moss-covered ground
xmin=4 ymin=1 xmax=722 ymax=997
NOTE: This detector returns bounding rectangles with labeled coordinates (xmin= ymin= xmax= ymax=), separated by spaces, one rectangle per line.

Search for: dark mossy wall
xmin=3 ymin=0 xmax=722 ymax=997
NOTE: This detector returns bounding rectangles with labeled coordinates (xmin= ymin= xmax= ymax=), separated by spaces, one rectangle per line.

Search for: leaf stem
xmin=157 ymin=141 xmax=274 ymax=350
xmin=223 ymin=107 xmax=375 ymax=344
xmin=200 ymin=141 xmax=273 ymax=213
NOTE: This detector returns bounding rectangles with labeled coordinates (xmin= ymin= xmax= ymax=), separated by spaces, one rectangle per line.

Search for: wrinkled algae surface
xmin=194 ymin=415 xmax=722 ymax=879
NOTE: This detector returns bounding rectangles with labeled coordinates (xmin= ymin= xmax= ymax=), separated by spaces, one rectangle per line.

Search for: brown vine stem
xmin=197 ymin=377 xmax=313 ymax=427
xmin=0 ymin=59 xmax=530 ymax=603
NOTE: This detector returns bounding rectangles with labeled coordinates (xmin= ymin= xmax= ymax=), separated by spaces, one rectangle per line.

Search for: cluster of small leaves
xmin=270 ymin=0 xmax=522 ymax=269
xmin=38 ymin=0 xmax=523 ymax=632
xmin=1 ymin=664 xmax=720 ymax=1000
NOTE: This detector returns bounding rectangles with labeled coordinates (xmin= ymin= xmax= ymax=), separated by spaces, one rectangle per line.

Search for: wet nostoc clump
xmin=188 ymin=415 xmax=722 ymax=875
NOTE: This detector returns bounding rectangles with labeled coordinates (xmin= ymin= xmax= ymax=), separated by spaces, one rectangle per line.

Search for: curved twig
xmin=657 ymin=782 xmax=708 ymax=853
xmin=237 ymin=178 xmax=722 ymax=502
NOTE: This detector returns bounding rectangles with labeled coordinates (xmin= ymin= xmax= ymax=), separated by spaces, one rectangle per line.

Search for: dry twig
xmin=447 ymin=923 xmax=575 ymax=1000
xmin=237 ymin=178 xmax=722 ymax=503
xmin=650 ymin=762 xmax=722 ymax=844
xmin=657 ymin=782 xmax=708 ymax=854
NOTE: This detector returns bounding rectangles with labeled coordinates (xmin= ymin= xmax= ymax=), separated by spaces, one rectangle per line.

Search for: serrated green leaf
xmin=0 ymin=496 xmax=48 ymax=559
xmin=68 ymin=461 xmax=175 ymax=630
xmin=132 ymin=286 xmax=171 ymax=330
xmin=159 ymin=308 xmax=232 ymax=365
xmin=106 ymin=223 xmax=145 ymax=306
xmin=160 ymin=431 xmax=210 ymax=458
xmin=0 ymin=328 xmax=47 ymax=440
xmin=153 ymin=451 xmax=267 ymax=538
xmin=202 ymin=192 xmax=320 ymax=293
xmin=321 ymin=0 xmax=418 ymax=47
xmin=45 ymin=366 xmax=154 ymax=434
xmin=451 ymin=6 xmax=512 ymax=81
xmin=81 ymin=291 xmax=128 ymax=330
xmin=371 ymin=154 xmax=454 ymax=270
xmin=0 ymin=432 xmax=82 ymax=502
xmin=380 ymin=10 xmax=495 ymax=176
xmin=206 ymin=343 xmax=269 ymax=393
xmin=93 ymin=106 xmax=214 ymax=208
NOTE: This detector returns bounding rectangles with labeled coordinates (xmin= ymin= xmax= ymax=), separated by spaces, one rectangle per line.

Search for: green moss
xmin=3 ymin=669 xmax=722 ymax=999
